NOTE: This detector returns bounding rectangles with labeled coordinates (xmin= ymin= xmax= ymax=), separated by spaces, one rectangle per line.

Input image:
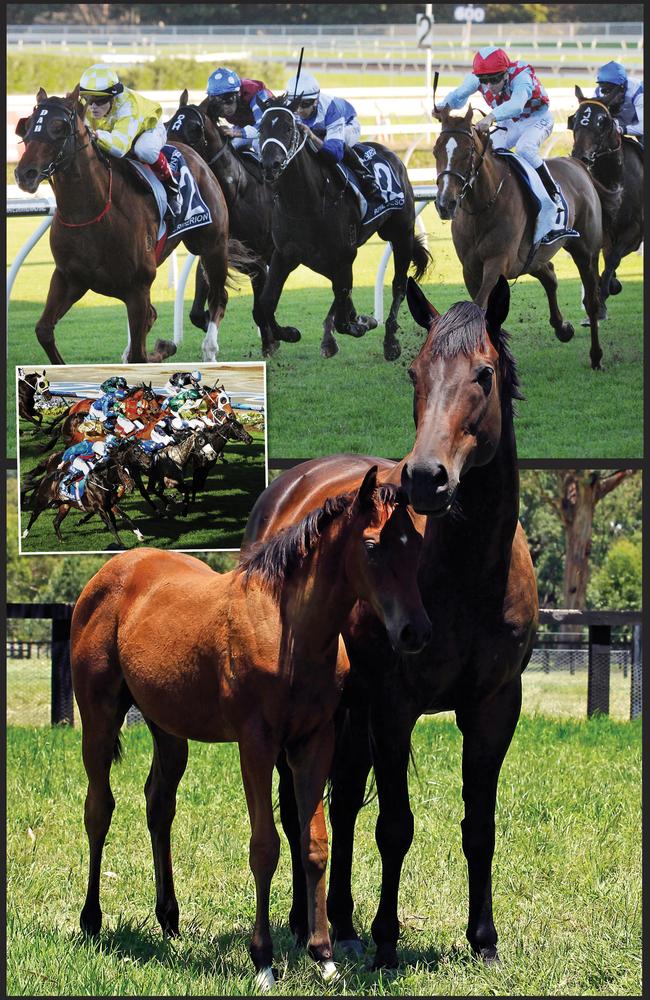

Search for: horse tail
xmin=112 ymin=731 xmax=124 ymax=763
xmin=225 ymin=237 xmax=264 ymax=288
xmin=410 ymin=232 xmax=432 ymax=281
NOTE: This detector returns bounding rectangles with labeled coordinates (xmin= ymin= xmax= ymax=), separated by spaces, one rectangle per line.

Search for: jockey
xmin=88 ymin=383 xmax=128 ymax=425
xmin=164 ymin=370 xmax=202 ymax=395
xmin=166 ymin=387 xmax=211 ymax=429
xmin=284 ymin=71 xmax=382 ymax=198
xmin=78 ymin=64 xmax=182 ymax=215
xmin=57 ymin=434 xmax=120 ymax=501
xmin=148 ymin=415 xmax=177 ymax=449
xmin=595 ymin=61 xmax=644 ymax=146
xmin=205 ymin=67 xmax=273 ymax=152
xmin=439 ymin=46 xmax=578 ymax=240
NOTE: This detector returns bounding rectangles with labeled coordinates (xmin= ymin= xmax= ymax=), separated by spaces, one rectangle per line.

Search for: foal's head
xmin=402 ymin=275 xmax=520 ymax=515
xmin=242 ymin=466 xmax=431 ymax=655
xmin=15 ymin=87 xmax=86 ymax=193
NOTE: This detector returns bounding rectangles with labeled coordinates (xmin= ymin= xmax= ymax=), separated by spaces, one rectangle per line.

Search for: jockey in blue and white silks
xmin=283 ymin=71 xmax=381 ymax=197
xmin=57 ymin=435 xmax=119 ymax=501
xmin=439 ymin=46 xmax=578 ymax=240
xmin=595 ymin=61 xmax=644 ymax=146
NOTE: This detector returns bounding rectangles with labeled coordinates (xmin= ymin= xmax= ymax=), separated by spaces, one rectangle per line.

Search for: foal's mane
xmin=241 ymin=482 xmax=406 ymax=600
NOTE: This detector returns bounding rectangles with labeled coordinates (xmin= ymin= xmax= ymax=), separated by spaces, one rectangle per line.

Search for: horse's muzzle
xmin=394 ymin=616 xmax=433 ymax=656
xmin=14 ymin=166 xmax=41 ymax=194
xmin=401 ymin=460 xmax=457 ymax=516
xmin=435 ymin=197 xmax=457 ymax=221
xmin=262 ymin=162 xmax=282 ymax=184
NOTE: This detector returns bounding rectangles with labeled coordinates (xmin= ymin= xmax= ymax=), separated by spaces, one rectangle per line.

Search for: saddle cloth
xmin=126 ymin=144 xmax=212 ymax=244
xmin=335 ymin=144 xmax=406 ymax=225
xmin=493 ymin=150 xmax=577 ymax=245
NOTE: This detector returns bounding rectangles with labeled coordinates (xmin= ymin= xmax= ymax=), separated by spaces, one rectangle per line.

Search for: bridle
xmin=259 ymin=105 xmax=308 ymax=174
xmin=168 ymin=105 xmax=230 ymax=168
xmin=571 ymin=100 xmax=622 ymax=163
xmin=435 ymin=125 xmax=506 ymax=212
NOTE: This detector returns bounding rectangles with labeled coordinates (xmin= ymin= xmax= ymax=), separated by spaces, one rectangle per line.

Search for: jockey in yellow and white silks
xmin=78 ymin=64 xmax=182 ymax=215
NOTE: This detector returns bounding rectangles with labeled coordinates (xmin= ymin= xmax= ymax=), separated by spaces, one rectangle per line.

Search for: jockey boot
xmin=535 ymin=161 xmax=579 ymax=240
xmin=151 ymin=152 xmax=183 ymax=217
xmin=343 ymin=145 xmax=382 ymax=199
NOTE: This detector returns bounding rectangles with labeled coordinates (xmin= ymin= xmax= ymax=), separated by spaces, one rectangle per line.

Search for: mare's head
xmin=569 ymin=86 xmax=620 ymax=166
xmin=15 ymin=86 xmax=86 ymax=193
xmin=402 ymin=275 xmax=520 ymax=514
xmin=167 ymin=91 xmax=223 ymax=160
xmin=258 ymin=96 xmax=303 ymax=183
xmin=432 ymin=105 xmax=487 ymax=219
xmin=242 ymin=466 xmax=432 ymax=655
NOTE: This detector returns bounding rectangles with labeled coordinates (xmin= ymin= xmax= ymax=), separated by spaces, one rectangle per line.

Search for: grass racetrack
xmin=7 ymin=210 xmax=643 ymax=461
xmin=6 ymin=713 xmax=640 ymax=995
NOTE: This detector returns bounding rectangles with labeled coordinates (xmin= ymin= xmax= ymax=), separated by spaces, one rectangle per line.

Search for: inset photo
xmin=17 ymin=363 xmax=267 ymax=553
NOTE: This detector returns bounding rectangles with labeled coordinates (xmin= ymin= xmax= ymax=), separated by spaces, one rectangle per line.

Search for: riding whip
xmin=293 ymin=46 xmax=305 ymax=101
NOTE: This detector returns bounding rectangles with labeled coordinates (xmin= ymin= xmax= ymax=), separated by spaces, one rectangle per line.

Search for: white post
xmin=167 ymin=249 xmax=178 ymax=289
xmin=6 ymin=215 xmax=54 ymax=318
xmin=425 ymin=3 xmax=433 ymax=101
xmin=174 ymin=253 xmax=198 ymax=348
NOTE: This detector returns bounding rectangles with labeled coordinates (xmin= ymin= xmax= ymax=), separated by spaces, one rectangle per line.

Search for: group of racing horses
xmin=14 ymin=80 xmax=642 ymax=369
xmin=20 ymin=374 xmax=253 ymax=546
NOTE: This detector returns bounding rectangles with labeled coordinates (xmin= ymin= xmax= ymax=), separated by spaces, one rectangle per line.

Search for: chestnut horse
xmin=14 ymin=87 xmax=234 ymax=364
xmin=569 ymin=86 xmax=643 ymax=317
xmin=432 ymin=104 xmax=621 ymax=369
xmin=39 ymin=382 xmax=163 ymax=451
xmin=242 ymin=276 xmax=538 ymax=968
xmin=70 ymin=468 xmax=431 ymax=987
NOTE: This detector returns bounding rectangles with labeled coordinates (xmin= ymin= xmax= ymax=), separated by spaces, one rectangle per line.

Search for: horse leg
xmin=198 ymin=253 xmax=228 ymax=362
xmin=566 ymin=245 xmax=603 ymax=370
xmin=321 ymin=300 xmax=339 ymax=359
xmin=52 ymin=504 xmax=71 ymax=542
xmin=455 ymin=678 xmax=522 ymax=963
xmin=258 ymin=252 xmax=302 ymax=350
xmin=124 ymin=289 xmax=174 ymax=364
xmin=528 ymin=260 xmax=575 ymax=343
xmin=144 ymin=721 xmax=189 ymax=937
xmin=238 ymin=734 xmax=281 ymax=989
xmin=382 ymin=235 xmax=414 ymax=362
xmin=189 ymin=264 xmax=210 ymax=332
xmin=113 ymin=503 xmax=146 ymax=543
xmin=277 ymin=751 xmax=308 ymax=946
xmin=97 ymin=506 xmax=124 ymax=548
xmin=250 ymin=267 xmax=280 ymax=357
xmin=35 ymin=269 xmax=88 ymax=364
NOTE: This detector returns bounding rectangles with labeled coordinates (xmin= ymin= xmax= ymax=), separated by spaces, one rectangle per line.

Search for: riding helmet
xmin=597 ymin=61 xmax=628 ymax=87
xmin=79 ymin=64 xmax=124 ymax=98
xmin=206 ymin=68 xmax=241 ymax=97
xmin=472 ymin=47 xmax=511 ymax=76
xmin=285 ymin=71 xmax=320 ymax=99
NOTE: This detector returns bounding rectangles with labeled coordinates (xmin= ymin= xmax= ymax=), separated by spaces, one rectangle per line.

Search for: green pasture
xmin=6 ymin=714 xmax=640 ymax=995
xmin=18 ymin=423 xmax=266 ymax=553
xmin=7 ymin=212 xmax=643 ymax=460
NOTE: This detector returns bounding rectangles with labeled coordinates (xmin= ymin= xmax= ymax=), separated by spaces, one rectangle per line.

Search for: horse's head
xmin=432 ymin=105 xmax=485 ymax=219
xmin=167 ymin=92 xmax=216 ymax=159
xmin=35 ymin=371 xmax=50 ymax=393
xmin=15 ymin=86 xmax=86 ymax=193
xmin=224 ymin=413 xmax=254 ymax=445
xmin=258 ymin=97 xmax=303 ymax=183
xmin=401 ymin=275 xmax=517 ymax=515
xmin=345 ymin=467 xmax=431 ymax=655
xmin=192 ymin=429 xmax=218 ymax=462
xmin=569 ymin=86 xmax=619 ymax=166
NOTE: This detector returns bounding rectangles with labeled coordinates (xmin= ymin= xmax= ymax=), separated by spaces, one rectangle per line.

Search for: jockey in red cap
xmin=439 ymin=46 xmax=577 ymax=239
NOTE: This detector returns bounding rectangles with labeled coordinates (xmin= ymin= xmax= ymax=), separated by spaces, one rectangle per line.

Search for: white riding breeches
xmin=490 ymin=110 xmax=554 ymax=169
xmin=133 ymin=120 xmax=168 ymax=165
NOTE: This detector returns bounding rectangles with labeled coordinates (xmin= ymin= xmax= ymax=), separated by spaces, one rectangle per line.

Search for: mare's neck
xmin=590 ymin=142 xmax=624 ymax=189
xmin=462 ymin=145 xmax=508 ymax=215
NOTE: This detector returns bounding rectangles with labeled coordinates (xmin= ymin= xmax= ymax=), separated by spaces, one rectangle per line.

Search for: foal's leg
xmin=238 ymin=734 xmax=281 ymax=988
xmin=35 ymin=269 xmax=88 ymax=365
xmin=455 ymin=677 xmax=522 ymax=963
xmin=144 ymin=721 xmax=189 ymax=937
xmin=528 ymin=260 xmax=575 ymax=343
xmin=277 ymin=751 xmax=309 ymax=946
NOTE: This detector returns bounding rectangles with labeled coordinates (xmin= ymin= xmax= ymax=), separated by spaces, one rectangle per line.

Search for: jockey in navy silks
xmin=439 ymin=46 xmax=578 ymax=240
xmin=595 ymin=61 xmax=644 ymax=147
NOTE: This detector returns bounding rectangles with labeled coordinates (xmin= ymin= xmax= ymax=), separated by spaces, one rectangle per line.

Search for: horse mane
xmin=431 ymin=301 xmax=523 ymax=405
xmin=241 ymin=482 xmax=405 ymax=600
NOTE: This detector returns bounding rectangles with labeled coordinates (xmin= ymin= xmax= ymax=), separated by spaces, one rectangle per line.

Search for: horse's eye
xmin=475 ymin=367 xmax=494 ymax=394
xmin=364 ymin=539 xmax=378 ymax=554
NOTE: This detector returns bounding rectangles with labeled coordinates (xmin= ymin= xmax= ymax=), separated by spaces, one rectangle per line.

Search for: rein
xmin=56 ymin=162 xmax=113 ymax=227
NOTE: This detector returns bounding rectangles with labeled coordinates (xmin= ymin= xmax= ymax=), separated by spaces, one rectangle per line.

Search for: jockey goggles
xmin=478 ymin=72 xmax=506 ymax=85
xmin=297 ymin=97 xmax=317 ymax=109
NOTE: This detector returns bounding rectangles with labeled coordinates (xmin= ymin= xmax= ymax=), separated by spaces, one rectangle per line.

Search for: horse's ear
xmin=353 ymin=465 xmax=379 ymax=515
xmin=464 ymin=104 xmax=474 ymax=124
xmin=15 ymin=116 xmax=29 ymax=138
xmin=180 ymin=89 xmax=189 ymax=107
xmin=67 ymin=84 xmax=80 ymax=104
xmin=36 ymin=87 xmax=48 ymax=104
xmin=406 ymin=276 xmax=440 ymax=329
xmin=567 ymin=113 xmax=576 ymax=131
xmin=575 ymin=84 xmax=586 ymax=103
xmin=485 ymin=275 xmax=510 ymax=343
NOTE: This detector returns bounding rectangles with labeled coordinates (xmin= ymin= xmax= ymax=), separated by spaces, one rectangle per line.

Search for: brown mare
xmin=242 ymin=276 xmax=538 ymax=968
xmin=432 ymin=105 xmax=621 ymax=369
xmin=569 ymin=86 xmax=644 ymax=317
xmin=14 ymin=88 xmax=233 ymax=364
xmin=70 ymin=468 xmax=431 ymax=987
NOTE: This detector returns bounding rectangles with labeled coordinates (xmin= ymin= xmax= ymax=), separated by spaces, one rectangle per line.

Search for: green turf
xmin=6 ymin=714 xmax=641 ymax=995
xmin=7 ymin=212 xmax=643 ymax=460
xmin=18 ymin=425 xmax=266 ymax=553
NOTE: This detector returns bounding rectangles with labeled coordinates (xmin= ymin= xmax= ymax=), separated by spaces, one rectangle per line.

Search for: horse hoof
xmin=383 ymin=340 xmax=402 ymax=362
xmin=276 ymin=327 xmax=301 ymax=344
xmin=477 ymin=945 xmax=500 ymax=965
xmin=554 ymin=322 xmax=574 ymax=343
xmin=320 ymin=341 xmax=340 ymax=359
xmin=370 ymin=944 xmax=398 ymax=970
xmin=609 ymin=278 xmax=622 ymax=295
xmin=336 ymin=938 xmax=364 ymax=958
xmin=254 ymin=966 xmax=276 ymax=992
xmin=262 ymin=339 xmax=280 ymax=358
xmin=150 ymin=339 xmax=177 ymax=362
xmin=319 ymin=960 xmax=340 ymax=983
xmin=80 ymin=908 xmax=102 ymax=937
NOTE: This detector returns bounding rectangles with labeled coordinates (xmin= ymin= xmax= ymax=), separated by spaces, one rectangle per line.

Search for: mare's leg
xmin=327 ymin=704 xmax=373 ymax=953
xmin=124 ymin=288 xmax=172 ymax=363
xmin=277 ymin=751 xmax=308 ymax=946
xmin=286 ymin=724 xmax=337 ymax=978
xmin=455 ymin=677 xmax=522 ymax=963
xmin=250 ymin=267 xmax=282 ymax=357
xmin=35 ymin=269 xmax=88 ymax=365
xmin=190 ymin=264 xmax=210 ymax=332
xmin=565 ymin=244 xmax=603 ymax=369
xmin=528 ymin=260 xmax=575 ymax=343
xmin=258 ymin=252 xmax=302 ymax=348
xmin=144 ymin=720 xmax=189 ymax=936
xmin=79 ymin=684 xmax=132 ymax=935
xmin=238 ymin=733 xmax=281 ymax=987
xmin=197 ymin=253 xmax=228 ymax=362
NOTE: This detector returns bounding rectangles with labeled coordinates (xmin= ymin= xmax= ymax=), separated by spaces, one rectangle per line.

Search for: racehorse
xmin=258 ymin=96 xmax=432 ymax=361
xmin=569 ymin=86 xmax=644 ymax=317
xmin=143 ymin=427 xmax=220 ymax=515
xmin=432 ymin=104 xmax=621 ymax=369
xmin=39 ymin=382 xmax=163 ymax=451
xmin=21 ymin=440 xmax=141 ymax=547
xmin=167 ymin=94 xmax=286 ymax=356
xmin=14 ymin=87 xmax=241 ymax=364
xmin=70 ymin=469 xmax=432 ymax=987
xmin=17 ymin=369 xmax=62 ymax=428
xmin=242 ymin=275 xmax=539 ymax=968
xmin=188 ymin=412 xmax=254 ymax=509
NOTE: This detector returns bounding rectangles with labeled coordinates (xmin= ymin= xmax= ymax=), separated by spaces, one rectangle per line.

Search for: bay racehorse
xmin=70 ymin=469 xmax=431 ymax=987
xmin=432 ymin=104 xmax=621 ymax=369
xmin=39 ymin=382 xmax=163 ymax=451
xmin=14 ymin=88 xmax=244 ymax=364
xmin=242 ymin=275 xmax=538 ymax=968
xmin=258 ymin=97 xmax=431 ymax=361
xmin=167 ymin=93 xmax=289 ymax=357
xmin=569 ymin=86 xmax=644 ymax=317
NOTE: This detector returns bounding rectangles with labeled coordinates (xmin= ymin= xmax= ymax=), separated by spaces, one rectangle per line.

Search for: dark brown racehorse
xmin=258 ymin=97 xmax=431 ymax=361
xmin=39 ymin=383 xmax=163 ymax=451
xmin=70 ymin=469 xmax=431 ymax=987
xmin=569 ymin=86 xmax=644 ymax=317
xmin=14 ymin=87 xmax=233 ymax=364
xmin=242 ymin=276 xmax=538 ymax=968
xmin=432 ymin=104 xmax=621 ymax=369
